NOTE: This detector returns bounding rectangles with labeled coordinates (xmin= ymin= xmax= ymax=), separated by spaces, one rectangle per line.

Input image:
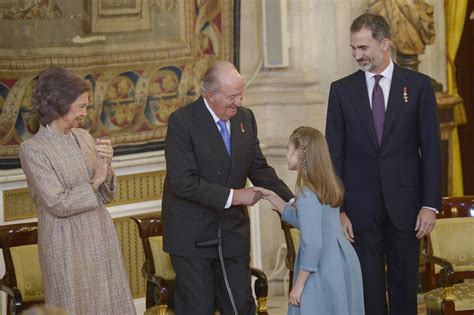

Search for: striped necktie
xmin=372 ymin=74 xmax=385 ymax=145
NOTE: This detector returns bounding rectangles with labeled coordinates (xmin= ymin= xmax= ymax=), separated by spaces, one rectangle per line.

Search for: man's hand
xmin=253 ymin=187 xmax=286 ymax=212
xmin=415 ymin=207 xmax=436 ymax=239
xmin=232 ymin=188 xmax=262 ymax=206
xmin=340 ymin=212 xmax=354 ymax=243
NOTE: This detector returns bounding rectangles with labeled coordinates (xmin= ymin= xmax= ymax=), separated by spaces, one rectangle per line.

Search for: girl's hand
xmin=252 ymin=187 xmax=275 ymax=199
xmin=253 ymin=187 xmax=286 ymax=213
xmin=289 ymin=282 xmax=304 ymax=307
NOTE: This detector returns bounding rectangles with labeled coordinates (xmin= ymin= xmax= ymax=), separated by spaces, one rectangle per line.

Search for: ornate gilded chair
xmin=423 ymin=196 xmax=474 ymax=315
xmin=0 ymin=222 xmax=44 ymax=315
xmin=131 ymin=212 xmax=269 ymax=315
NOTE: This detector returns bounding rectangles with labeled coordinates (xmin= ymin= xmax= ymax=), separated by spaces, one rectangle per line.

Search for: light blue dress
xmin=281 ymin=187 xmax=365 ymax=315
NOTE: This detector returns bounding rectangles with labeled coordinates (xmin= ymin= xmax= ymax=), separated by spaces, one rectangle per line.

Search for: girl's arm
xmin=289 ymin=270 xmax=310 ymax=306
xmin=289 ymin=190 xmax=324 ymax=306
xmin=297 ymin=190 xmax=323 ymax=271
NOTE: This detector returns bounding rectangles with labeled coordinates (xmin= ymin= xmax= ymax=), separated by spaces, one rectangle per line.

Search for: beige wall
xmin=240 ymin=0 xmax=447 ymax=285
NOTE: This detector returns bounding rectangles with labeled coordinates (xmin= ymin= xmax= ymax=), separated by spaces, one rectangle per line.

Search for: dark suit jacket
xmin=325 ymin=64 xmax=442 ymax=232
xmin=162 ymin=97 xmax=293 ymax=258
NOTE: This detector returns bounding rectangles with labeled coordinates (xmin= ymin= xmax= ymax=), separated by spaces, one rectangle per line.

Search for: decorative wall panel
xmin=2 ymin=170 xmax=165 ymax=221
xmin=0 ymin=0 xmax=239 ymax=166
xmin=114 ymin=216 xmax=146 ymax=299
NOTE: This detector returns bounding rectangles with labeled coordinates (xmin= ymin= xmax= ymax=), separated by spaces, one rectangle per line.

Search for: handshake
xmin=232 ymin=187 xmax=285 ymax=212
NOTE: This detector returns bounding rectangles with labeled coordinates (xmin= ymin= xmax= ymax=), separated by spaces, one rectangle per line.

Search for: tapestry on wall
xmin=0 ymin=0 xmax=240 ymax=168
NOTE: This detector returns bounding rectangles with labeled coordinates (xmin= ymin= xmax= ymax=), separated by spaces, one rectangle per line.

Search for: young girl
xmin=254 ymin=126 xmax=365 ymax=315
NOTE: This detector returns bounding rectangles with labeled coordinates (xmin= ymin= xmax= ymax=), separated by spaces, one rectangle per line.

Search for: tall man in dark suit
xmin=325 ymin=14 xmax=442 ymax=315
xmin=162 ymin=61 xmax=293 ymax=315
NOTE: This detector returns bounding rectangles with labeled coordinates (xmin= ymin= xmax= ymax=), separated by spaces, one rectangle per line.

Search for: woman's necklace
xmin=46 ymin=124 xmax=75 ymax=141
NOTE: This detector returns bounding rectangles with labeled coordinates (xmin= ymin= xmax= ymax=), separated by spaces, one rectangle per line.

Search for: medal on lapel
xmin=240 ymin=123 xmax=245 ymax=133
xmin=403 ymin=86 xmax=408 ymax=103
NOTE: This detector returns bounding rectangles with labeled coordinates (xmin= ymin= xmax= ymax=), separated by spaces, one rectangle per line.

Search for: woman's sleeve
xmin=295 ymin=191 xmax=323 ymax=272
xmin=99 ymin=170 xmax=117 ymax=204
xmin=19 ymin=143 xmax=99 ymax=217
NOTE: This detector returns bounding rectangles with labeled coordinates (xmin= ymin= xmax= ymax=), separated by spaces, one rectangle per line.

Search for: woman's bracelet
xmin=106 ymin=172 xmax=114 ymax=182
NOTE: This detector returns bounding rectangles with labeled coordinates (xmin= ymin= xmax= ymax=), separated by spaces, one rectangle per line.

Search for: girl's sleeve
xmin=281 ymin=201 xmax=299 ymax=229
xmin=295 ymin=191 xmax=323 ymax=272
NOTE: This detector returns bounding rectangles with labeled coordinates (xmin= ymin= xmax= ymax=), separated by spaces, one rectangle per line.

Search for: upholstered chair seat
xmin=423 ymin=196 xmax=474 ymax=315
xmin=425 ymin=282 xmax=474 ymax=312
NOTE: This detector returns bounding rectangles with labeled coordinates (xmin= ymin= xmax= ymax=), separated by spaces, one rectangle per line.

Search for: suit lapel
xmin=352 ymin=70 xmax=378 ymax=149
xmin=194 ymin=98 xmax=230 ymax=169
xmin=226 ymin=109 xmax=251 ymax=185
xmin=382 ymin=64 xmax=405 ymax=144
xmin=229 ymin=110 xmax=245 ymax=170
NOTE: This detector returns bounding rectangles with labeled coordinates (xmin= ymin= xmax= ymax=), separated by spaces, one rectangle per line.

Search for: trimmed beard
xmin=358 ymin=50 xmax=384 ymax=72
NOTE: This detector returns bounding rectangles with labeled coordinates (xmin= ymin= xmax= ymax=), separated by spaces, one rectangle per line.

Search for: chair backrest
xmin=273 ymin=210 xmax=299 ymax=294
xmin=439 ymin=196 xmax=474 ymax=219
xmin=0 ymin=222 xmax=44 ymax=306
xmin=424 ymin=196 xmax=474 ymax=289
xmin=275 ymin=215 xmax=297 ymax=271
xmin=130 ymin=213 xmax=175 ymax=280
xmin=434 ymin=196 xmax=474 ymax=274
xmin=430 ymin=217 xmax=474 ymax=274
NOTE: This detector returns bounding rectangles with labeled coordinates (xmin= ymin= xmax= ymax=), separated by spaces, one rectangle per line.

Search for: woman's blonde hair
xmin=290 ymin=126 xmax=344 ymax=207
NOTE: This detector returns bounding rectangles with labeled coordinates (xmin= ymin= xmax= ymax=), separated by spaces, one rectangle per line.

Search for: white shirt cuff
xmin=225 ymin=189 xmax=233 ymax=209
xmin=423 ymin=206 xmax=439 ymax=214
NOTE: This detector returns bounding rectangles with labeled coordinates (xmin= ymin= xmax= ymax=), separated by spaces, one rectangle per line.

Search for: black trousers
xmin=170 ymin=254 xmax=256 ymax=315
xmin=352 ymin=193 xmax=420 ymax=315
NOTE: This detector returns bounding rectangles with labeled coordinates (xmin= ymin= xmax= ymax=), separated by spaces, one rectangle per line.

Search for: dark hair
xmin=33 ymin=67 xmax=90 ymax=125
xmin=350 ymin=13 xmax=391 ymax=42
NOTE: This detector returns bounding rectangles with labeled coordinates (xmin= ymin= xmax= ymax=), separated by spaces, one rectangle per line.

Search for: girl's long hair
xmin=290 ymin=126 xmax=344 ymax=207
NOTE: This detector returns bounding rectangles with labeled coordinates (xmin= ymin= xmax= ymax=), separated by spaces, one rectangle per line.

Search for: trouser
xmin=170 ymin=254 xmax=256 ymax=315
xmin=352 ymin=193 xmax=419 ymax=315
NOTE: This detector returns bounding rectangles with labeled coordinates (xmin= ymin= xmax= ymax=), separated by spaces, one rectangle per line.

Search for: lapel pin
xmin=240 ymin=122 xmax=245 ymax=133
xmin=403 ymin=86 xmax=408 ymax=103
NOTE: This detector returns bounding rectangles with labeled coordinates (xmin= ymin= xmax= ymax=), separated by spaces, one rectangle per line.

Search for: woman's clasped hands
xmin=91 ymin=138 xmax=114 ymax=191
xmin=95 ymin=138 xmax=113 ymax=165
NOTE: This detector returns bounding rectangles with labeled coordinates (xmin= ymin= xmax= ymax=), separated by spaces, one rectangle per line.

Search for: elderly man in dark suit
xmin=162 ymin=61 xmax=293 ymax=315
xmin=325 ymin=13 xmax=442 ymax=315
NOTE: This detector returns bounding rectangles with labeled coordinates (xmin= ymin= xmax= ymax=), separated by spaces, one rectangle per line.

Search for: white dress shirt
xmin=363 ymin=60 xmax=438 ymax=214
xmin=365 ymin=59 xmax=394 ymax=110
